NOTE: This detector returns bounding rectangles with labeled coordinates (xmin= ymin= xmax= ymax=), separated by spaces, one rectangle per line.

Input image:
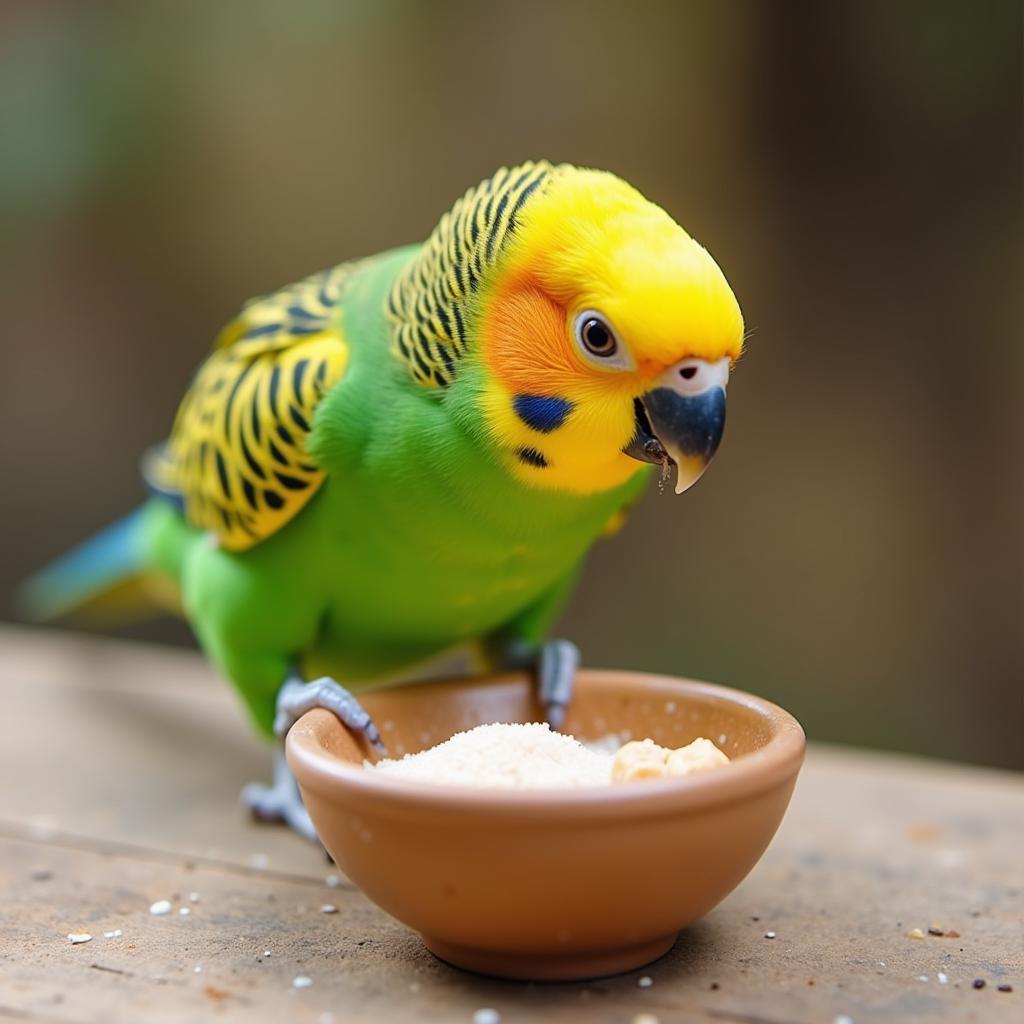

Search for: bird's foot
xmin=537 ymin=638 xmax=580 ymax=730
xmin=241 ymin=676 xmax=385 ymax=843
xmin=241 ymin=749 xmax=317 ymax=842
xmin=273 ymin=674 xmax=385 ymax=752
xmin=500 ymin=638 xmax=580 ymax=730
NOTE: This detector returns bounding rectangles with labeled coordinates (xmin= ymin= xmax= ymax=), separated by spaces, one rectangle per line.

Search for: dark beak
xmin=623 ymin=386 xmax=727 ymax=494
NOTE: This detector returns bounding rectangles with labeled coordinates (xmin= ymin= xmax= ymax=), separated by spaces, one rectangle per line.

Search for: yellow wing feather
xmin=144 ymin=265 xmax=352 ymax=551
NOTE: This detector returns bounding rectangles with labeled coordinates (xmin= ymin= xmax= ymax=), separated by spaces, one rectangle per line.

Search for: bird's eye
xmin=580 ymin=316 xmax=617 ymax=357
xmin=573 ymin=310 xmax=631 ymax=372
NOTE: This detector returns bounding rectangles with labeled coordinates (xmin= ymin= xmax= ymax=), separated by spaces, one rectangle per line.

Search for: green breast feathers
xmin=143 ymin=265 xmax=353 ymax=551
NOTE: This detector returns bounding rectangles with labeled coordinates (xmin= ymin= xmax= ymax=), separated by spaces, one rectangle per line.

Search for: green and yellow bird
xmin=25 ymin=161 xmax=744 ymax=839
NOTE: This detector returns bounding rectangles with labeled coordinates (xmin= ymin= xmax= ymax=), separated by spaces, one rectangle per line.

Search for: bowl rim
xmin=286 ymin=670 xmax=806 ymax=823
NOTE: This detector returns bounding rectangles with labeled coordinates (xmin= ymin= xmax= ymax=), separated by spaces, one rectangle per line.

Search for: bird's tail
xmin=18 ymin=506 xmax=181 ymax=625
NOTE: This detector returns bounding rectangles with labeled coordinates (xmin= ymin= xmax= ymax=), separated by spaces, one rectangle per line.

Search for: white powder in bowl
xmin=366 ymin=722 xmax=731 ymax=789
xmin=367 ymin=722 xmax=613 ymax=788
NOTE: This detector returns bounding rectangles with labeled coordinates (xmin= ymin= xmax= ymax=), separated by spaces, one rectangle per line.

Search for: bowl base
xmin=421 ymin=932 xmax=678 ymax=981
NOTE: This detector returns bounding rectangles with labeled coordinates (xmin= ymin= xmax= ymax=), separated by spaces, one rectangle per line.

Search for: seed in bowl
xmin=365 ymin=723 xmax=729 ymax=788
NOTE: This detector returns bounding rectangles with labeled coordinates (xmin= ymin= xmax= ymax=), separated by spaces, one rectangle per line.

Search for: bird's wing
xmin=143 ymin=264 xmax=354 ymax=551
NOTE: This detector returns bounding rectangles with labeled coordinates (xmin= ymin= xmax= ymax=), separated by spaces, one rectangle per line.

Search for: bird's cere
xmin=638 ymin=357 xmax=731 ymax=494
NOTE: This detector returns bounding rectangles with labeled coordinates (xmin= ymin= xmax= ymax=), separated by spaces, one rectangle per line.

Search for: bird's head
xmin=389 ymin=162 xmax=744 ymax=495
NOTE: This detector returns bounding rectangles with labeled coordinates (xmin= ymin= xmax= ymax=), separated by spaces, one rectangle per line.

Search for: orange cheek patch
xmin=483 ymin=283 xmax=577 ymax=394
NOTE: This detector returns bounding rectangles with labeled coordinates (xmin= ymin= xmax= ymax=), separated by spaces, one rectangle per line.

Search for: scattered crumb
xmin=917 ymin=975 xmax=929 ymax=982
xmin=67 ymin=933 xmax=91 ymax=944
xmin=945 ymin=929 xmax=961 ymax=938
xmin=973 ymin=979 xmax=986 ymax=989
xmin=178 ymin=907 xmax=191 ymax=916
xmin=928 ymin=926 xmax=944 ymax=936
xmin=710 ymin=982 xmax=719 ymax=990
xmin=632 ymin=1014 xmax=660 ymax=1024
xmin=998 ymin=984 xmax=1013 ymax=993
xmin=149 ymin=900 xmax=172 ymax=916
xmin=188 ymin=892 xmax=200 ymax=903
xmin=326 ymin=874 xmax=341 ymax=888
xmin=292 ymin=975 xmax=313 ymax=989
xmin=751 ymin=916 xmax=760 ymax=922
xmin=834 ymin=1016 xmax=854 ymax=1024
xmin=908 ymin=928 xmax=925 ymax=940
xmin=906 ymin=823 xmax=943 ymax=842
xmin=320 ymin=904 xmax=338 ymax=914
xmin=194 ymin=965 xmax=202 ymax=973
xmin=938 ymin=972 xmax=949 ymax=984
xmin=472 ymin=1010 xmax=501 ymax=1024
xmin=203 ymin=985 xmax=228 ymax=1003
xmin=637 ymin=975 xmax=653 ymax=988
xmin=263 ymin=950 xmax=272 ymax=957
xmin=103 ymin=929 xmax=122 ymax=939
xmin=764 ymin=931 xmax=776 ymax=939
xmin=31 ymin=869 xmax=54 ymax=881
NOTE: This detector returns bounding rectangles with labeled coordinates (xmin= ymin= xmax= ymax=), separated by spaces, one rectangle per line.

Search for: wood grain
xmin=1 ymin=626 xmax=1020 ymax=1022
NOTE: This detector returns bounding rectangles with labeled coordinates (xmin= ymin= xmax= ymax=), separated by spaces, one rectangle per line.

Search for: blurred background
xmin=1 ymin=1 xmax=1020 ymax=768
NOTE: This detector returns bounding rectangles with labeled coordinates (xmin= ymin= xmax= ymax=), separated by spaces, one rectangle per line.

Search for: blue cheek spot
xmin=513 ymin=394 xmax=573 ymax=433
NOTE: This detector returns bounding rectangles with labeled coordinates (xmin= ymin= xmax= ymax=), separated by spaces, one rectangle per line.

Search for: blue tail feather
xmin=19 ymin=510 xmax=146 ymax=623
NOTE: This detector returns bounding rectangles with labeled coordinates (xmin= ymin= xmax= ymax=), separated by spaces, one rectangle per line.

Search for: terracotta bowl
xmin=286 ymin=669 xmax=804 ymax=981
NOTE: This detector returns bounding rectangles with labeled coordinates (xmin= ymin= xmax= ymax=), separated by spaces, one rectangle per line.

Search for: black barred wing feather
xmin=144 ymin=265 xmax=353 ymax=551
xmin=387 ymin=161 xmax=551 ymax=388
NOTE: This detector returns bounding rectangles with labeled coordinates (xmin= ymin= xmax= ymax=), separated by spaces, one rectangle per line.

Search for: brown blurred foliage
xmin=1 ymin=1 xmax=1021 ymax=767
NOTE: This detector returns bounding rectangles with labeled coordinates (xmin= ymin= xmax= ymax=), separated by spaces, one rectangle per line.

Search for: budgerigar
xmin=25 ymin=162 xmax=744 ymax=840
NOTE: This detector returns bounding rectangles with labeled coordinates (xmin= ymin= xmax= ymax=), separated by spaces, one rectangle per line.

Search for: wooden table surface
xmin=0 ymin=625 xmax=1020 ymax=1024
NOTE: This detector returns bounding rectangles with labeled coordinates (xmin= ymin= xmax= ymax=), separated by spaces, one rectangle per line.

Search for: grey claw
xmin=316 ymin=682 xmax=385 ymax=752
xmin=545 ymin=702 xmax=566 ymax=731
xmin=241 ymin=751 xmax=318 ymax=843
xmin=538 ymin=639 xmax=580 ymax=730
xmin=274 ymin=676 xmax=386 ymax=752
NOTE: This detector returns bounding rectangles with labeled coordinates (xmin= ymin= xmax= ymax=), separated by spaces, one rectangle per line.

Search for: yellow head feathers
xmin=475 ymin=163 xmax=744 ymax=494
xmin=496 ymin=165 xmax=744 ymax=373
xmin=387 ymin=161 xmax=745 ymax=495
